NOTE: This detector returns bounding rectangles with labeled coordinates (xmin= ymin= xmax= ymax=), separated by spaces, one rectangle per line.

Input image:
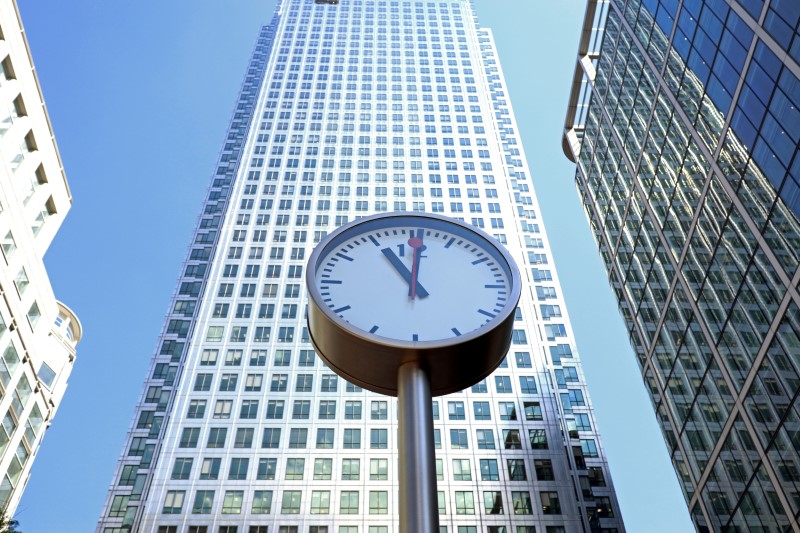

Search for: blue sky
xmin=16 ymin=1 xmax=692 ymax=531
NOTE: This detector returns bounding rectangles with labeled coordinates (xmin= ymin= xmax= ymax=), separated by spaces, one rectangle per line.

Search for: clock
xmin=306 ymin=212 xmax=521 ymax=396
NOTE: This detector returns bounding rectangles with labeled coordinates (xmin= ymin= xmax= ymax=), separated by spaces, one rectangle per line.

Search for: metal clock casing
xmin=306 ymin=212 xmax=522 ymax=396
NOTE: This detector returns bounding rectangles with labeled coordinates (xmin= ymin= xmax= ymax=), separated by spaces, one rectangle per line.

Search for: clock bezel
xmin=306 ymin=212 xmax=522 ymax=396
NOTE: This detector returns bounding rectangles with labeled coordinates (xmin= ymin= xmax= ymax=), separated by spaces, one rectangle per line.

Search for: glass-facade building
xmin=98 ymin=1 xmax=623 ymax=532
xmin=564 ymin=0 xmax=800 ymax=530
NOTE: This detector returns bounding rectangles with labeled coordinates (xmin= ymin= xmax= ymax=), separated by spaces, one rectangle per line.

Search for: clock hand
xmin=380 ymin=247 xmax=429 ymax=298
xmin=407 ymin=229 xmax=426 ymax=300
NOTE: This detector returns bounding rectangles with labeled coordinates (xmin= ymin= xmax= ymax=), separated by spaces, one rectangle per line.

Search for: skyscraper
xmin=99 ymin=1 xmax=623 ymax=532
xmin=564 ymin=0 xmax=800 ymax=530
xmin=0 ymin=0 xmax=81 ymax=515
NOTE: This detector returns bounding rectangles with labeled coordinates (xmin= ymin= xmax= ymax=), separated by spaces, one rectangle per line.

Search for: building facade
xmin=0 ymin=0 xmax=81 ymax=516
xmin=564 ymin=0 xmax=800 ymax=530
xmin=98 ymin=1 xmax=622 ymax=532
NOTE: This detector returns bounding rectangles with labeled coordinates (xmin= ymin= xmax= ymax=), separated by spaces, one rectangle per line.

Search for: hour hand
xmin=381 ymin=248 xmax=429 ymax=298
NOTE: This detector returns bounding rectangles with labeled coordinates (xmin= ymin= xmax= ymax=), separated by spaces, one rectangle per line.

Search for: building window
xmin=371 ymin=401 xmax=388 ymax=420
xmin=476 ymin=429 xmax=495 ymax=450
xmin=540 ymin=491 xmax=561 ymax=514
xmin=342 ymin=458 xmax=360 ymax=480
xmin=512 ymin=491 xmax=532 ymax=515
xmin=473 ymin=401 xmax=491 ymax=420
xmin=222 ymin=490 xmax=244 ymax=514
xmin=271 ymin=374 xmax=288 ymax=391
xmin=244 ymin=374 xmax=263 ymax=391
xmin=207 ymin=428 xmax=227 ymax=448
xmin=448 ymin=401 xmax=465 ymax=420
xmin=370 ymin=428 xmax=388 ymax=449
xmin=535 ymin=459 xmax=555 ymax=481
xmin=192 ymin=490 xmax=214 ymax=514
xmin=200 ymin=350 xmax=218 ymax=366
xmin=257 ymin=458 xmax=276 ymax=480
xmin=274 ymin=349 xmax=291 ymax=366
xmin=369 ymin=491 xmax=388 ymax=514
xmin=508 ymin=459 xmax=527 ymax=481
xmin=186 ymin=400 xmax=206 ymax=419
xmin=480 ymin=459 xmax=499 ymax=481
xmin=370 ymin=458 xmax=388 ymax=480
xmin=317 ymin=428 xmax=334 ymax=449
xmin=466 ymin=376 xmax=484 ymax=391
xmin=321 ymin=374 xmax=338 ymax=392
xmin=299 ymin=349 xmax=315 ymax=366
xmin=240 ymin=400 xmax=259 ymax=419
xmin=250 ymin=350 xmax=268 ymax=366
xmin=515 ymin=351 xmax=532 ymax=368
xmin=296 ymin=374 xmax=313 ymax=392
xmin=454 ymin=491 xmax=475 ymax=514
xmin=281 ymin=491 xmax=302 ymax=514
xmin=220 ymin=373 xmax=238 ymax=391
xmin=288 ymin=428 xmax=308 ymax=448
xmin=313 ymin=458 xmax=332 ymax=481
xmin=194 ymin=374 xmax=213 ymax=391
xmin=199 ymin=458 xmax=220 ymax=480
xmin=495 ymin=376 xmax=512 ymax=393
xmin=285 ymin=458 xmax=304 ymax=480
xmin=499 ymin=402 xmax=517 ymax=420
xmin=450 ymin=429 xmax=468 ymax=449
xmin=261 ymin=428 xmax=280 ymax=448
xmin=27 ymin=302 xmax=41 ymax=328
xmin=524 ymin=401 xmax=542 ymax=420
xmin=228 ymin=457 xmax=249 ymax=480
xmin=345 ymin=400 xmax=362 ymax=419
xmin=483 ymin=491 xmax=503 ymax=514
xmin=503 ymin=429 xmax=522 ymax=449
xmin=252 ymin=490 xmax=273 ymax=514
xmin=452 ymin=459 xmax=471 ymax=481
xmin=311 ymin=491 xmax=331 ymax=514
xmin=213 ymin=400 xmax=232 ymax=419
xmin=588 ymin=467 xmax=606 ymax=487
xmin=340 ymin=491 xmax=359 ymax=514
xmin=319 ymin=400 xmax=336 ymax=419
xmin=529 ymin=429 xmax=548 ymax=449
xmin=343 ymin=428 xmax=361 ymax=449
xmin=162 ymin=490 xmax=185 ymax=514
xmin=293 ymin=400 xmax=310 ymax=420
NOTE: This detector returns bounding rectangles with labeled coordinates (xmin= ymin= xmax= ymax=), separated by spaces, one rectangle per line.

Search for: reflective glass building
xmin=564 ymin=0 xmax=800 ymax=530
xmin=98 ymin=1 xmax=623 ymax=532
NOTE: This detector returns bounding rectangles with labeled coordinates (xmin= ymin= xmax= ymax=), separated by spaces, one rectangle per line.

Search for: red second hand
xmin=408 ymin=235 xmax=424 ymax=300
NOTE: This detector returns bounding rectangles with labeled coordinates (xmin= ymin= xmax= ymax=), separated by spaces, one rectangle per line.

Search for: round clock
xmin=306 ymin=212 xmax=521 ymax=396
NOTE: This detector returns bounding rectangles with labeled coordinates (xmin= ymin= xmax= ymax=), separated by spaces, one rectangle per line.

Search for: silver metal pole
xmin=397 ymin=360 xmax=439 ymax=533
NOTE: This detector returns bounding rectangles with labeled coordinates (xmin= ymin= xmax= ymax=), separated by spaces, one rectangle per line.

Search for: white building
xmin=98 ymin=1 xmax=622 ymax=532
xmin=0 ymin=0 xmax=81 ymax=515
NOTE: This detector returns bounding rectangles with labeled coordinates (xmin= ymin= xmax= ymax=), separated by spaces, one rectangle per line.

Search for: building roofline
xmin=11 ymin=0 xmax=72 ymax=203
xmin=562 ymin=0 xmax=600 ymax=163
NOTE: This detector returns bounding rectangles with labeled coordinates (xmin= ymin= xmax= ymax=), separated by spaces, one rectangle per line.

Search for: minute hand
xmin=380 ymin=248 xmax=429 ymax=298
xmin=408 ymin=230 xmax=426 ymax=300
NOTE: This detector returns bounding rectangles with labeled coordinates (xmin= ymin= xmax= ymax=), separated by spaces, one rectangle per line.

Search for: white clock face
xmin=311 ymin=215 xmax=514 ymax=343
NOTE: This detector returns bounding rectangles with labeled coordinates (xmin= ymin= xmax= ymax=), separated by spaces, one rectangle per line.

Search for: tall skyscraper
xmin=564 ymin=0 xmax=800 ymax=530
xmin=98 ymin=1 xmax=623 ymax=532
xmin=0 ymin=0 xmax=81 ymax=515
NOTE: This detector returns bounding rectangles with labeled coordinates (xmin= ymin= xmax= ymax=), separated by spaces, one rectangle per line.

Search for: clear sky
xmin=16 ymin=1 xmax=693 ymax=531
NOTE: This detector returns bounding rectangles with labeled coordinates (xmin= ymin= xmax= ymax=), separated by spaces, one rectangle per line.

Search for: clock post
xmin=306 ymin=213 xmax=522 ymax=533
xmin=397 ymin=360 xmax=438 ymax=533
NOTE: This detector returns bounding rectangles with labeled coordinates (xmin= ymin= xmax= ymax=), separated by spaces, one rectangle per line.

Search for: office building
xmin=99 ymin=1 xmax=623 ymax=531
xmin=0 ymin=0 xmax=81 ymax=516
xmin=564 ymin=0 xmax=800 ymax=530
